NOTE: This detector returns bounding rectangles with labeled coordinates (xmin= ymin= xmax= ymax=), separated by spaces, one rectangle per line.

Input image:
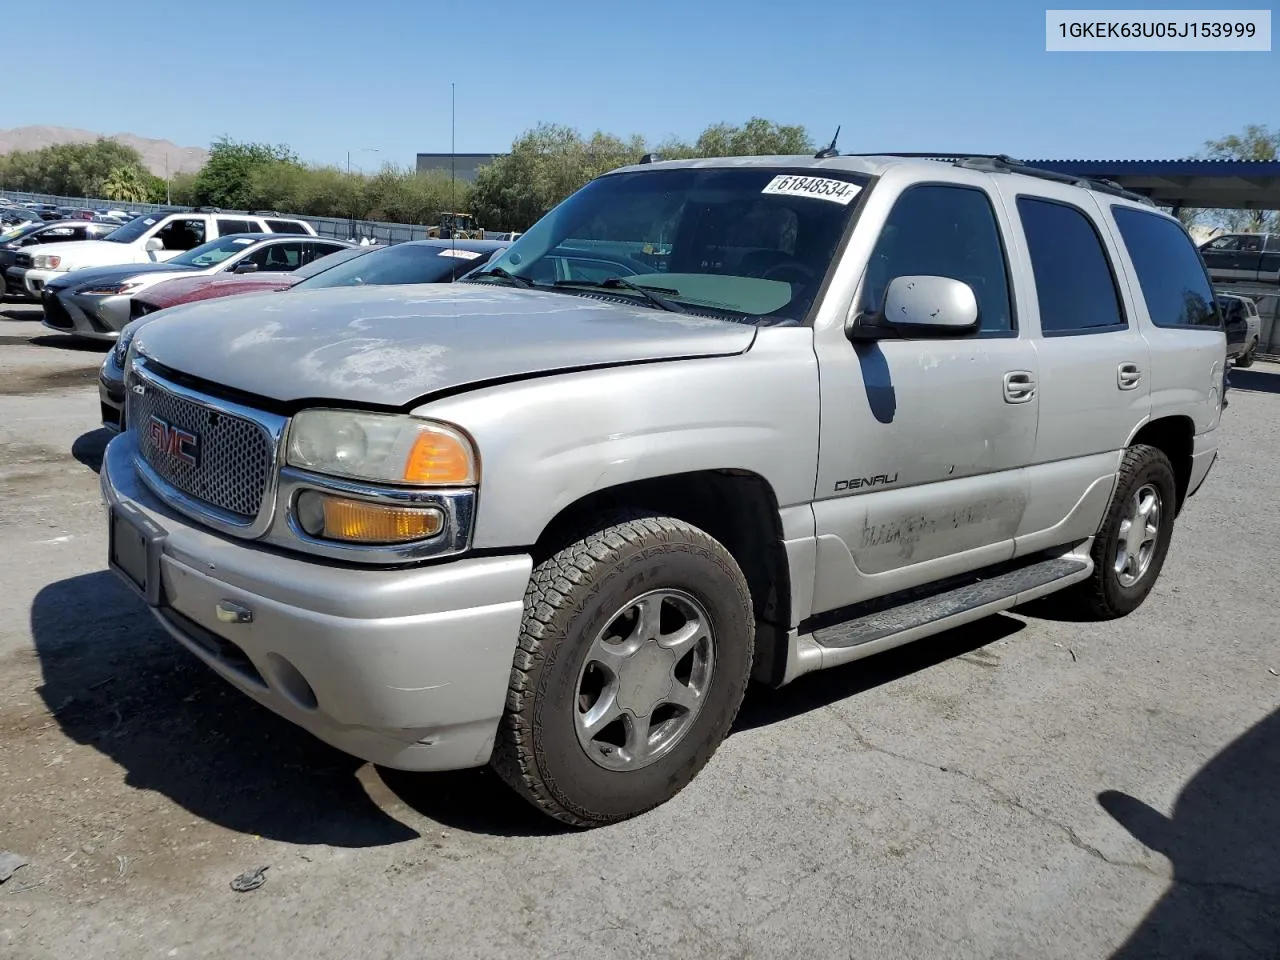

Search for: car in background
xmin=12 ymin=210 xmax=318 ymax=300
xmin=2 ymin=219 xmax=121 ymax=300
xmin=0 ymin=204 xmax=42 ymax=230
xmin=42 ymin=234 xmax=356 ymax=339
xmin=1200 ymin=232 xmax=1280 ymax=284
xmin=1218 ymin=292 xmax=1262 ymax=367
xmin=98 ymin=238 xmax=508 ymax=431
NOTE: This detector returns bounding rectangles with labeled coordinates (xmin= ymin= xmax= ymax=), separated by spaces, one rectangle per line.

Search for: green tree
xmin=193 ymin=136 xmax=302 ymax=209
xmin=102 ymin=165 xmax=150 ymax=203
xmin=0 ymin=138 xmax=151 ymax=198
xmin=1198 ymin=124 xmax=1279 ymax=232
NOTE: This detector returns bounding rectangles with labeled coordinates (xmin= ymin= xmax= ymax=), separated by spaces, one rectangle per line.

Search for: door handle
xmin=1118 ymin=362 xmax=1142 ymax=390
xmin=1003 ymin=370 xmax=1036 ymax=404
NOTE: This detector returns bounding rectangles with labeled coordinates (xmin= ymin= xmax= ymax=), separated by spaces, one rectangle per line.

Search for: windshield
xmin=292 ymin=244 xmax=469 ymax=290
xmin=167 ymin=234 xmax=260 ymax=268
xmin=102 ymin=214 xmax=164 ymax=244
xmin=0 ymin=223 xmax=43 ymax=244
xmin=473 ymin=166 xmax=869 ymax=324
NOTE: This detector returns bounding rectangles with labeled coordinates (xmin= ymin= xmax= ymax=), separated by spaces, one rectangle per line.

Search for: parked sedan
xmin=98 ymin=238 xmax=508 ymax=430
xmin=41 ymin=233 xmax=355 ymax=339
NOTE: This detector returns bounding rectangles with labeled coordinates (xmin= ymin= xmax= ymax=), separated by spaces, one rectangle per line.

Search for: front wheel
xmin=491 ymin=512 xmax=754 ymax=827
xmin=1068 ymin=444 xmax=1178 ymax=620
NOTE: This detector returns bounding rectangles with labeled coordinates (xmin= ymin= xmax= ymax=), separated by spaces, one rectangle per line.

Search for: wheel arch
xmin=532 ymin=469 xmax=793 ymax=686
xmin=1129 ymin=415 xmax=1195 ymax=514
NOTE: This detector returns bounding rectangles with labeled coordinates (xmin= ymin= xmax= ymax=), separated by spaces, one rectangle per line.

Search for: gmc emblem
xmin=147 ymin=415 xmax=200 ymax=467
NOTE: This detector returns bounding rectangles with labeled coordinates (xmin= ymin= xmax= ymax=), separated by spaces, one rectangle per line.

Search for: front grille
xmin=41 ymin=291 xmax=74 ymax=329
xmin=129 ymin=375 xmax=274 ymax=521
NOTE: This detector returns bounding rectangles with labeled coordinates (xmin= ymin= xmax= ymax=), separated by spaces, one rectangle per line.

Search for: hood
xmin=27 ymin=239 xmax=147 ymax=270
xmin=137 ymin=272 xmax=299 ymax=309
xmin=134 ymin=283 xmax=757 ymax=407
xmin=51 ymin=260 xmax=199 ymax=291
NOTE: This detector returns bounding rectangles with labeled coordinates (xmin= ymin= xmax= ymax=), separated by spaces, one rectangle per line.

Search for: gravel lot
xmin=1 ymin=300 xmax=1276 ymax=960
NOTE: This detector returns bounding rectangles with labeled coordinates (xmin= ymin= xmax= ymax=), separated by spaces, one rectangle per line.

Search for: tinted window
xmin=1265 ymin=234 xmax=1280 ymax=252
xmin=1016 ymin=197 xmax=1125 ymax=335
xmin=1202 ymin=236 xmax=1239 ymax=251
xmin=293 ymin=244 xmax=461 ymax=289
xmin=861 ymin=184 xmax=1013 ymax=333
xmin=1111 ymin=205 xmax=1219 ymax=329
xmin=216 ymin=218 xmax=257 ymax=236
xmin=308 ymin=241 xmax=350 ymax=263
xmin=245 ymin=240 xmax=306 ymax=272
xmin=155 ymin=218 xmax=206 ymax=252
xmin=266 ymin=219 xmax=310 ymax=235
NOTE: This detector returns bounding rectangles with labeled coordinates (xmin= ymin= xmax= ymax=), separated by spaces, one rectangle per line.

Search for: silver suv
xmin=100 ymin=152 xmax=1226 ymax=827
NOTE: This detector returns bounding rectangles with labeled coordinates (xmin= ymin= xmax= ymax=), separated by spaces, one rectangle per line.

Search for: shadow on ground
xmin=734 ymin=613 xmax=1025 ymax=733
xmin=72 ymin=427 xmax=112 ymax=474
xmin=1229 ymin=366 xmax=1280 ymax=395
xmin=29 ymin=333 xmax=111 ymax=352
xmin=1104 ymin=708 xmax=1280 ymax=958
xmin=31 ymin=571 xmax=419 ymax=848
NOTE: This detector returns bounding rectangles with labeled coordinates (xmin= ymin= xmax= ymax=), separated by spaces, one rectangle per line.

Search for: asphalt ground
xmin=1 ymin=300 xmax=1277 ymax=959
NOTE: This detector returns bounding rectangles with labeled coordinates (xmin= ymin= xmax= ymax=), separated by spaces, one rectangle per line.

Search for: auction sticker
xmin=761 ymin=175 xmax=862 ymax=205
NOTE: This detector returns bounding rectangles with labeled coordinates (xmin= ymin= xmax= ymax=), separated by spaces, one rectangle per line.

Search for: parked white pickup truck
xmin=101 ymin=152 xmax=1226 ymax=827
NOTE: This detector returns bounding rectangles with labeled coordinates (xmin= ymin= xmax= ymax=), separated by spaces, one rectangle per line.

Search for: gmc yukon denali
xmin=100 ymin=153 xmax=1226 ymax=827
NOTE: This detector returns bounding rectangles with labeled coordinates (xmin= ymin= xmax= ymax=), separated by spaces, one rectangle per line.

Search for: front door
xmin=811 ymin=180 xmax=1039 ymax=615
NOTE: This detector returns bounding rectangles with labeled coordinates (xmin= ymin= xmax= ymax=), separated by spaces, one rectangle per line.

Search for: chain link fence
xmin=0 ymin=189 xmax=508 ymax=244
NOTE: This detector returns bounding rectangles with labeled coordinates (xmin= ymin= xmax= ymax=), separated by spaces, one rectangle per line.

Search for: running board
xmin=782 ymin=553 xmax=1093 ymax=684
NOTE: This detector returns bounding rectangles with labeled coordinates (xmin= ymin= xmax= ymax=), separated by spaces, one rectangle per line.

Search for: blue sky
xmin=4 ymin=0 xmax=1274 ymax=168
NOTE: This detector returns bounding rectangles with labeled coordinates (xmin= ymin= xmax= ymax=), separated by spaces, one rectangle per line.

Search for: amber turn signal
xmin=403 ymin=427 xmax=476 ymax=485
xmin=296 ymin=491 xmax=444 ymax=545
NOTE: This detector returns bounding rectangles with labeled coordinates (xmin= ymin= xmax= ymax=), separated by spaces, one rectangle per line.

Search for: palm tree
xmin=102 ymin=165 xmax=149 ymax=203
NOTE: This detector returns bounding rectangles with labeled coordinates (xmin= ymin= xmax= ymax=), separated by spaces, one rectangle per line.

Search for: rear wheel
xmin=1236 ymin=341 xmax=1256 ymax=367
xmin=491 ymin=512 xmax=754 ymax=827
xmin=1065 ymin=444 xmax=1178 ymax=620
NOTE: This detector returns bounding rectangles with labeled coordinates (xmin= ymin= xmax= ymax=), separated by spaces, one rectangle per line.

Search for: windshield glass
xmin=292 ymin=244 xmax=462 ymax=289
xmin=0 ymin=223 xmax=43 ymax=244
xmin=474 ymin=166 xmax=869 ymax=324
xmin=167 ymin=234 xmax=260 ymax=268
xmin=103 ymin=214 xmax=164 ymax=244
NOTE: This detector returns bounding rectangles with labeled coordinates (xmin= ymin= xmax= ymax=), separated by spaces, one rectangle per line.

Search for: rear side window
xmin=1111 ymin=206 xmax=1219 ymax=329
xmin=266 ymin=219 xmax=310 ymax=235
xmin=1016 ymin=196 xmax=1125 ymax=335
xmin=216 ymin=218 xmax=257 ymax=236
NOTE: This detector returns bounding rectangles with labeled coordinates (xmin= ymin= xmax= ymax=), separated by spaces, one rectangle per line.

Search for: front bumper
xmin=41 ymin=286 xmax=121 ymax=340
xmin=21 ymin=267 xmax=58 ymax=299
xmin=100 ymin=432 xmax=533 ymax=772
xmin=63 ymin=290 xmax=132 ymax=334
xmin=3 ymin=266 xmax=37 ymax=301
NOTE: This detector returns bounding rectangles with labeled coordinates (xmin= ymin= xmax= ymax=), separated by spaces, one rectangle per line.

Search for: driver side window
xmin=861 ymin=184 xmax=1014 ymax=335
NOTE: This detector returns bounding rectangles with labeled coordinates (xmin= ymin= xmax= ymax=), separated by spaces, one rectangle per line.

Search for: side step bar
xmin=782 ymin=551 xmax=1093 ymax=684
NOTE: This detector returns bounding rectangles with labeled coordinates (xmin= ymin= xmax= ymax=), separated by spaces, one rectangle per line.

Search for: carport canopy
xmin=1023 ymin=160 xmax=1280 ymax=212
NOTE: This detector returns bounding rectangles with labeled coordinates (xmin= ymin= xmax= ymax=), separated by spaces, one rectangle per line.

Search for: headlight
xmin=113 ymin=325 xmax=137 ymax=367
xmin=79 ymin=280 xmax=144 ymax=296
xmin=32 ymin=254 xmax=63 ymax=270
xmin=285 ymin=410 xmax=478 ymax=487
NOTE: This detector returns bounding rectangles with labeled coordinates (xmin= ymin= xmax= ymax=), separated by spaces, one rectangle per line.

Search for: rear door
xmin=993 ymin=182 xmax=1151 ymax=556
xmin=1260 ymin=234 xmax=1280 ymax=282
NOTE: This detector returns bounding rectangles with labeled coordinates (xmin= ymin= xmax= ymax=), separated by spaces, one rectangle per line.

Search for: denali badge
xmin=147 ymin=415 xmax=200 ymax=467
xmin=834 ymin=472 xmax=898 ymax=492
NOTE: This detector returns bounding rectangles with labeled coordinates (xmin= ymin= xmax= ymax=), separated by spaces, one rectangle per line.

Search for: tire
xmin=1066 ymin=444 xmax=1178 ymax=620
xmin=491 ymin=511 xmax=754 ymax=827
xmin=1236 ymin=341 xmax=1255 ymax=368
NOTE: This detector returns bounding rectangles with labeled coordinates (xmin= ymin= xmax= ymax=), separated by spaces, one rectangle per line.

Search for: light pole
xmin=346 ymin=147 xmax=380 ymax=175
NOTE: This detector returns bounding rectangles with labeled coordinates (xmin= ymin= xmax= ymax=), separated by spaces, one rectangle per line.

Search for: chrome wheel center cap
xmin=614 ymin=642 xmax=675 ymax=718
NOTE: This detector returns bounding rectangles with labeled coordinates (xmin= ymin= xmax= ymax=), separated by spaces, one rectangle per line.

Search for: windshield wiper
xmin=469 ymin=266 xmax=535 ymax=288
xmin=553 ymin=276 xmax=685 ymax=313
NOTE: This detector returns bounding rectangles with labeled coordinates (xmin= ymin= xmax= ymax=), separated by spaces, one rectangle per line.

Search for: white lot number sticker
xmin=761 ymin=174 xmax=862 ymax=205
xmin=438 ymin=248 xmax=482 ymax=260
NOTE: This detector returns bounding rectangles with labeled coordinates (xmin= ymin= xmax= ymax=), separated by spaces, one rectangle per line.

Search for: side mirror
xmin=848 ymin=275 xmax=980 ymax=341
xmin=144 ymin=237 xmax=164 ymax=252
xmin=233 ymin=261 xmax=259 ymax=274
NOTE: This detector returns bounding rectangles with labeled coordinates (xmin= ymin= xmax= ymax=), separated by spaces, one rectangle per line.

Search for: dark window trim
xmin=1015 ymin=193 xmax=1129 ymax=337
xmin=1108 ymin=203 xmax=1223 ymax=331
xmin=858 ymin=179 xmax=1019 ymax=338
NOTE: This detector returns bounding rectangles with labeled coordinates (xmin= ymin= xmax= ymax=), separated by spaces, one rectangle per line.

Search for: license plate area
xmin=108 ymin=501 xmax=168 ymax=607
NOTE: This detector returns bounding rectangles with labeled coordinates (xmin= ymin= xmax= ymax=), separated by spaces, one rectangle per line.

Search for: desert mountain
xmin=0 ymin=126 xmax=208 ymax=177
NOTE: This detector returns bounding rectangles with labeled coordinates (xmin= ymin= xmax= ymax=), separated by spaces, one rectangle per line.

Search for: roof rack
xmin=848 ymin=153 xmax=1157 ymax=206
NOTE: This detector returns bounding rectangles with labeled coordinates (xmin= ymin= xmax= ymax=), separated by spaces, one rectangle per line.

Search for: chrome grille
xmin=128 ymin=373 xmax=274 ymax=521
